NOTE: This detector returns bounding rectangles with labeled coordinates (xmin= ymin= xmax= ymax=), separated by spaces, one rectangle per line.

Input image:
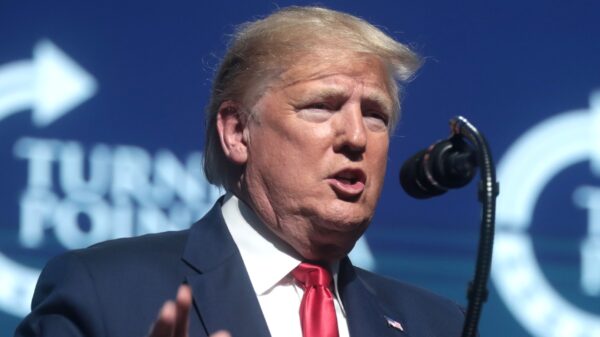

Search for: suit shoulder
xmin=354 ymin=267 xmax=465 ymax=320
xmin=50 ymin=229 xmax=191 ymax=279
xmin=86 ymin=229 xmax=189 ymax=257
xmin=354 ymin=268 xmax=455 ymax=299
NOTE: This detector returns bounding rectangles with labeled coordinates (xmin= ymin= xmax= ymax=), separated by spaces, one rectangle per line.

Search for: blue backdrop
xmin=1 ymin=1 xmax=599 ymax=336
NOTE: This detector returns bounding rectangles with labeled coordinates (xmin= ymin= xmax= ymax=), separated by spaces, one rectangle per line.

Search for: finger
xmin=210 ymin=330 xmax=232 ymax=337
xmin=173 ymin=285 xmax=192 ymax=337
xmin=149 ymin=301 xmax=176 ymax=337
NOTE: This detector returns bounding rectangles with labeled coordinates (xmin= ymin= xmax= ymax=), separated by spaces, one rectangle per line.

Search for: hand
xmin=210 ymin=331 xmax=232 ymax=337
xmin=148 ymin=285 xmax=192 ymax=337
xmin=147 ymin=285 xmax=231 ymax=337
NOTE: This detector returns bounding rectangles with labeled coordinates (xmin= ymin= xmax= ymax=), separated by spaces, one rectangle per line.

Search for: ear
xmin=216 ymin=101 xmax=249 ymax=165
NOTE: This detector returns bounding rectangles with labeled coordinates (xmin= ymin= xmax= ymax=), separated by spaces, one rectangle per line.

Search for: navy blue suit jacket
xmin=15 ymin=202 xmax=465 ymax=337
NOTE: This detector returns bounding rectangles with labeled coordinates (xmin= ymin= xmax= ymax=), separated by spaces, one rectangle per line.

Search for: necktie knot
xmin=293 ymin=262 xmax=332 ymax=289
xmin=292 ymin=262 xmax=339 ymax=337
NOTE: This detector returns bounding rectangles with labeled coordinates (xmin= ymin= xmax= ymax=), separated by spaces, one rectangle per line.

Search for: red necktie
xmin=292 ymin=262 xmax=340 ymax=337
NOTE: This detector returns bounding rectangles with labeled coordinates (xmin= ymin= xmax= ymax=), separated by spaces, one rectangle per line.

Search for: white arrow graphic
xmin=0 ymin=39 xmax=97 ymax=127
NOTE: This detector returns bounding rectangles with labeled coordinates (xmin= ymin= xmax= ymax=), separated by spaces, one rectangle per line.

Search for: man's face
xmin=241 ymin=52 xmax=393 ymax=262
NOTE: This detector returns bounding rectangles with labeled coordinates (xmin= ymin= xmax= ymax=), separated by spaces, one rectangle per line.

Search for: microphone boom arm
xmin=450 ymin=116 xmax=499 ymax=337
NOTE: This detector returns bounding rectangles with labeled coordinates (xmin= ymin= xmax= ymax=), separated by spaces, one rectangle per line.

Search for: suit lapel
xmin=181 ymin=203 xmax=271 ymax=337
xmin=179 ymin=202 xmax=412 ymax=337
xmin=339 ymin=258 xmax=412 ymax=337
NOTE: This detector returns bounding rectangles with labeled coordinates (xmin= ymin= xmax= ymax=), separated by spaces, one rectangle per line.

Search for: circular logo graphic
xmin=492 ymin=91 xmax=600 ymax=337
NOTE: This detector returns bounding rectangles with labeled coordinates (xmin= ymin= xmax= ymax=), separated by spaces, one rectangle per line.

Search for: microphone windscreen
xmin=399 ymin=149 xmax=447 ymax=199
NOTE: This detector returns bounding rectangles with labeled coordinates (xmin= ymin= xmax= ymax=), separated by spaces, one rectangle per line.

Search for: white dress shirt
xmin=221 ymin=194 xmax=350 ymax=337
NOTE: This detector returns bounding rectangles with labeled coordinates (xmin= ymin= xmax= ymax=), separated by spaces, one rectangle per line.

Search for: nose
xmin=333 ymin=104 xmax=367 ymax=158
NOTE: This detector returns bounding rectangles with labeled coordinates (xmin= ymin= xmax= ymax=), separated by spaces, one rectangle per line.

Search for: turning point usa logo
xmin=493 ymin=90 xmax=600 ymax=337
xmin=0 ymin=39 xmax=221 ymax=317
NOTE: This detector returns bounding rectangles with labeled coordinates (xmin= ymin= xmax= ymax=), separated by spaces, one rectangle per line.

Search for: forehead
xmin=268 ymin=52 xmax=393 ymax=112
xmin=278 ymin=52 xmax=390 ymax=89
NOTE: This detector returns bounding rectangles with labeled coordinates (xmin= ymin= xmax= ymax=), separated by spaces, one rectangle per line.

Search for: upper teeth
xmin=338 ymin=172 xmax=355 ymax=179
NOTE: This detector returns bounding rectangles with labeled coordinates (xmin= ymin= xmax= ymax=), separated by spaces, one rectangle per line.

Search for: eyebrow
xmin=295 ymin=85 xmax=393 ymax=117
xmin=362 ymin=92 xmax=394 ymax=117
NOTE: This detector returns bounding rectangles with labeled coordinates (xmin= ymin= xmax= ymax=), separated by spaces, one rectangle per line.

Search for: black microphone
xmin=399 ymin=135 xmax=477 ymax=199
xmin=398 ymin=116 xmax=498 ymax=337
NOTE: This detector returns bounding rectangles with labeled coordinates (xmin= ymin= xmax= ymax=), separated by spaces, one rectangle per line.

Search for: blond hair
xmin=204 ymin=6 xmax=421 ymax=190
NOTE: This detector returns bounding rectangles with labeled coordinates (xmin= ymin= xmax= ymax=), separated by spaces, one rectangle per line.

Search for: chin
xmin=304 ymin=240 xmax=353 ymax=263
xmin=307 ymin=216 xmax=368 ymax=260
xmin=318 ymin=202 xmax=373 ymax=229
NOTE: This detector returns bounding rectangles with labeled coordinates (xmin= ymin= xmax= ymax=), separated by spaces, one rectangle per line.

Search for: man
xmin=15 ymin=6 xmax=465 ymax=337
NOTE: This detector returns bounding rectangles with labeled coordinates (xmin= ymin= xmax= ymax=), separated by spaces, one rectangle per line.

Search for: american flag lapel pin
xmin=384 ymin=315 xmax=404 ymax=332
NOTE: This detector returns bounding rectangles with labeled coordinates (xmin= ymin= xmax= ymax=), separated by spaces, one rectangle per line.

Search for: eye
xmin=364 ymin=110 xmax=389 ymax=131
xmin=297 ymin=102 xmax=336 ymax=122
xmin=365 ymin=110 xmax=388 ymax=122
xmin=305 ymin=102 xmax=333 ymax=111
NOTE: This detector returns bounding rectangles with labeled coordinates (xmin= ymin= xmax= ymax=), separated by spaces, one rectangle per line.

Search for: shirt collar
xmin=221 ymin=193 xmax=300 ymax=295
xmin=221 ymin=193 xmax=346 ymax=313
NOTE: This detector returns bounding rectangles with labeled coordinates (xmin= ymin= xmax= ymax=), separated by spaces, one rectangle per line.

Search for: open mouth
xmin=328 ymin=168 xmax=366 ymax=199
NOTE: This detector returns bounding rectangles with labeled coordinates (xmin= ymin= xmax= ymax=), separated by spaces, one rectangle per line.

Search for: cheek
xmin=248 ymin=128 xmax=322 ymax=188
xmin=264 ymin=122 xmax=334 ymax=167
xmin=368 ymin=138 xmax=389 ymax=188
xmin=371 ymin=136 xmax=389 ymax=164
